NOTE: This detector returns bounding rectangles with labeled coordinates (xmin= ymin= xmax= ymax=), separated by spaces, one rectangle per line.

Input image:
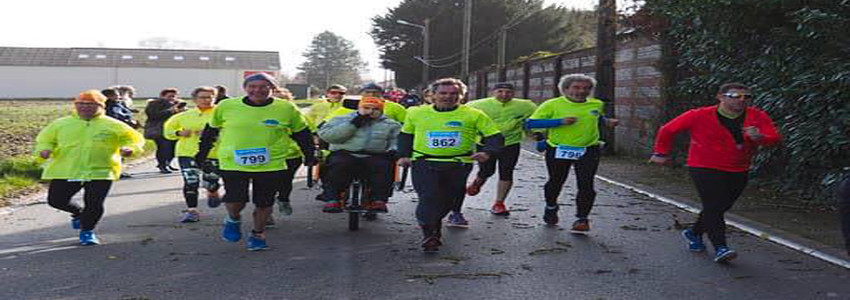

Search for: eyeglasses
xmin=722 ymin=92 xmax=754 ymax=100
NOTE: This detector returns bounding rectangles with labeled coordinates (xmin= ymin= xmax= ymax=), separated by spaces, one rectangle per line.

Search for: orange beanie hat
xmin=73 ymin=90 xmax=107 ymax=106
xmin=358 ymin=97 xmax=384 ymax=110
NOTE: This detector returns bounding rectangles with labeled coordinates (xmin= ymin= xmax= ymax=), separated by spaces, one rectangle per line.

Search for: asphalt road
xmin=1 ymin=152 xmax=848 ymax=300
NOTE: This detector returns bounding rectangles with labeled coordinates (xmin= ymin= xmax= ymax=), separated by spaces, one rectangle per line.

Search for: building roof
xmin=0 ymin=47 xmax=280 ymax=70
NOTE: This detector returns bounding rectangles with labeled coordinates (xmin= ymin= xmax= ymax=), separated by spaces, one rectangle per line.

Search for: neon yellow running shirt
xmin=530 ymin=96 xmax=605 ymax=147
xmin=466 ymin=97 xmax=537 ymax=146
xmin=402 ymin=105 xmax=500 ymax=163
xmin=210 ymin=98 xmax=307 ymax=172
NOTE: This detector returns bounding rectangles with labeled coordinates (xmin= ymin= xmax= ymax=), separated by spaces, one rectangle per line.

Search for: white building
xmin=0 ymin=47 xmax=280 ymax=98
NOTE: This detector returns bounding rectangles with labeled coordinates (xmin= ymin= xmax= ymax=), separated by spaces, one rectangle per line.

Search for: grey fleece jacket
xmin=318 ymin=112 xmax=401 ymax=154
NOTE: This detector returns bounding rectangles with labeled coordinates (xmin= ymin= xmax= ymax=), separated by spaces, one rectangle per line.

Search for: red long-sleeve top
xmin=653 ymin=105 xmax=782 ymax=172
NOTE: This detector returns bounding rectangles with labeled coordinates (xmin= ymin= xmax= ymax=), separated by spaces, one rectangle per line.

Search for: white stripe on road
xmin=520 ymin=148 xmax=850 ymax=270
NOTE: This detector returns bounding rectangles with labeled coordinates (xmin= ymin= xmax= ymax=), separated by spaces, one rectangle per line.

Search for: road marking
xmin=520 ymin=148 xmax=850 ymax=270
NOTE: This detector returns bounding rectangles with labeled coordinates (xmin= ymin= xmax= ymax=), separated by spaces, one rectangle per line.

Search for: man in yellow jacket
xmin=35 ymin=90 xmax=145 ymax=246
xmin=164 ymin=86 xmax=222 ymax=223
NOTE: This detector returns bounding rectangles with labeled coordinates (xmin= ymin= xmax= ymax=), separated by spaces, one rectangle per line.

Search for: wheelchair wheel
xmin=348 ymin=181 xmax=361 ymax=231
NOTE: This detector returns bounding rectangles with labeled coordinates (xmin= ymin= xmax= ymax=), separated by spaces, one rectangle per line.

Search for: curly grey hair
xmin=557 ymin=74 xmax=596 ymax=95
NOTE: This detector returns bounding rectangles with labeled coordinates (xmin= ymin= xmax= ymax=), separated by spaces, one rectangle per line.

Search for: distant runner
xmin=35 ymin=90 xmax=145 ymax=245
xmin=525 ymin=74 xmax=619 ymax=234
xmin=465 ymin=82 xmax=537 ymax=216
xmin=398 ymin=78 xmax=504 ymax=251
xmin=650 ymin=82 xmax=782 ymax=263
xmin=194 ymin=73 xmax=317 ymax=251
xmin=163 ymin=86 xmax=223 ymax=223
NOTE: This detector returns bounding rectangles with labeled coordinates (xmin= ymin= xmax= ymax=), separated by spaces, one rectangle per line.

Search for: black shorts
xmin=477 ymin=143 xmax=521 ymax=180
xmin=218 ymin=170 xmax=287 ymax=207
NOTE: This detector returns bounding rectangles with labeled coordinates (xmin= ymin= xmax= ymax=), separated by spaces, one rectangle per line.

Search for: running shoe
xmin=490 ymin=201 xmax=509 ymax=216
xmin=447 ymin=212 xmax=469 ymax=227
xmin=221 ymin=217 xmax=241 ymax=242
xmin=543 ymin=205 xmax=559 ymax=225
xmin=265 ymin=214 xmax=276 ymax=228
xmin=681 ymin=229 xmax=706 ymax=252
xmin=368 ymin=201 xmax=389 ymax=213
xmin=158 ymin=166 xmax=172 ymax=174
xmin=119 ymin=172 xmax=132 ymax=179
xmin=714 ymin=247 xmax=738 ymax=263
xmin=71 ymin=216 xmax=81 ymax=230
xmin=421 ymin=236 xmax=442 ymax=252
xmin=570 ymin=219 xmax=590 ymax=233
xmin=278 ymin=200 xmax=293 ymax=216
xmin=79 ymin=230 xmax=100 ymax=246
xmin=246 ymin=235 xmax=268 ymax=251
xmin=207 ymin=191 xmax=222 ymax=208
xmin=322 ymin=201 xmax=343 ymax=213
xmin=465 ymin=178 xmax=485 ymax=196
xmin=180 ymin=210 xmax=200 ymax=223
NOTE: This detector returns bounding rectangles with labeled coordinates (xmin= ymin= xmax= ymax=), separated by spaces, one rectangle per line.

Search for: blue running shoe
xmin=180 ymin=210 xmax=200 ymax=223
xmin=71 ymin=216 xmax=81 ymax=230
xmin=221 ymin=217 xmax=241 ymax=242
xmin=681 ymin=229 xmax=706 ymax=252
xmin=714 ymin=247 xmax=738 ymax=263
xmin=447 ymin=212 xmax=469 ymax=227
xmin=278 ymin=200 xmax=293 ymax=216
xmin=246 ymin=235 xmax=268 ymax=251
xmin=207 ymin=191 xmax=222 ymax=208
xmin=79 ymin=230 xmax=100 ymax=246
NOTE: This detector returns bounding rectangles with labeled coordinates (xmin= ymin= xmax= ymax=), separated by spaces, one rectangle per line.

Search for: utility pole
xmin=497 ymin=27 xmax=507 ymax=81
xmin=397 ymin=19 xmax=430 ymax=85
xmin=596 ymin=0 xmax=616 ymax=153
xmin=422 ymin=18 xmax=430 ymax=84
xmin=497 ymin=27 xmax=507 ymax=69
xmin=461 ymin=0 xmax=472 ymax=78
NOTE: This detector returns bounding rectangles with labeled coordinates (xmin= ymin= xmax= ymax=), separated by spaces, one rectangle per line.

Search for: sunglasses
xmin=328 ymin=91 xmax=346 ymax=95
xmin=722 ymin=92 xmax=754 ymax=100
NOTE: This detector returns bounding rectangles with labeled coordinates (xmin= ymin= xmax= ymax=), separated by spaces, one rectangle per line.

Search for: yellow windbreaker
xmin=163 ymin=108 xmax=218 ymax=158
xmin=35 ymin=114 xmax=145 ymax=180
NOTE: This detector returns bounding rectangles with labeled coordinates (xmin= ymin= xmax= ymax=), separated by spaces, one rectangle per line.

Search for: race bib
xmin=427 ymin=131 xmax=461 ymax=149
xmin=234 ymin=148 xmax=270 ymax=166
xmin=554 ymin=145 xmax=586 ymax=160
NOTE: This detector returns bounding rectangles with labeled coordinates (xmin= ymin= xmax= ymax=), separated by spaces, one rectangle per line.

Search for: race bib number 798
xmin=234 ymin=148 xmax=270 ymax=166
xmin=426 ymin=131 xmax=461 ymax=149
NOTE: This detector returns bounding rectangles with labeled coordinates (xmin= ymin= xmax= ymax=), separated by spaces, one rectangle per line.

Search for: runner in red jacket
xmin=650 ymin=82 xmax=781 ymax=263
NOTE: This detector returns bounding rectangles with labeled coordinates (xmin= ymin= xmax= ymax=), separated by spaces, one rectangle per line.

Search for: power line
xmin=416 ymin=6 xmax=542 ymax=66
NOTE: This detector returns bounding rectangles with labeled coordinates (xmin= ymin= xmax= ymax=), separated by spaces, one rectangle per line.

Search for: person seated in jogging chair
xmin=317 ymin=97 xmax=401 ymax=213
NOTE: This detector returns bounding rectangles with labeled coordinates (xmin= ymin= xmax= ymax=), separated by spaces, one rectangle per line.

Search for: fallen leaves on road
xmin=619 ymin=225 xmax=648 ymax=231
xmin=406 ymin=272 xmax=511 ymax=284
xmin=528 ymin=246 xmax=569 ymax=256
xmin=439 ymin=256 xmax=467 ymax=265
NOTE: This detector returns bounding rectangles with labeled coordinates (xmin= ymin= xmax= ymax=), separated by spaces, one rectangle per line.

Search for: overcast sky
xmin=2 ymin=0 xmax=602 ymax=81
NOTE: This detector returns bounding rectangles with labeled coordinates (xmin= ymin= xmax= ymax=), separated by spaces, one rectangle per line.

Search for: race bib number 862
xmin=426 ymin=131 xmax=461 ymax=149
xmin=234 ymin=148 xmax=270 ymax=166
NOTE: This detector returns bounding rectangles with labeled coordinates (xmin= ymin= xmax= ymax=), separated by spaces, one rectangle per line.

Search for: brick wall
xmin=464 ymin=33 xmax=665 ymax=157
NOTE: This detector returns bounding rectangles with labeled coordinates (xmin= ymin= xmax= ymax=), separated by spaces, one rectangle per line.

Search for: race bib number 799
xmin=234 ymin=148 xmax=270 ymax=166
xmin=426 ymin=131 xmax=461 ymax=149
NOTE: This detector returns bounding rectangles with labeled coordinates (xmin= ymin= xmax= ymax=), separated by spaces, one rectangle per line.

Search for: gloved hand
xmin=351 ymin=114 xmax=370 ymax=128
xmin=304 ymin=154 xmax=319 ymax=167
xmin=194 ymin=153 xmax=208 ymax=167
xmin=386 ymin=150 xmax=398 ymax=161
xmin=536 ymin=140 xmax=548 ymax=152
xmin=532 ymin=132 xmax=546 ymax=141
xmin=199 ymin=160 xmax=215 ymax=173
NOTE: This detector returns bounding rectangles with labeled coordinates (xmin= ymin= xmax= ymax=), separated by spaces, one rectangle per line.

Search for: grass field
xmin=0 ymin=100 xmax=152 ymax=203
